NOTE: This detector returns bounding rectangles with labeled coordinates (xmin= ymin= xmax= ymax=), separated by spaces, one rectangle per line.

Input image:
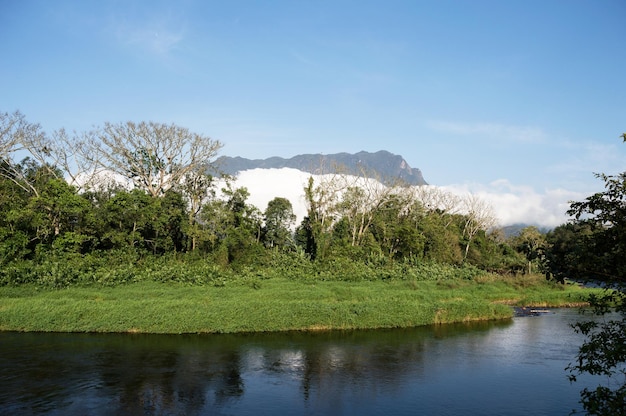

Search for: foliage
xmin=545 ymin=221 xmax=600 ymax=282
xmin=0 ymin=111 xmax=540 ymax=288
xmin=508 ymin=226 xmax=546 ymax=275
xmin=567 ymin=290 xmax=626 ymax=415
xmin=262 ymin=197 xmax=296 ymax=249
xmin=556 ymin=137 xmax=626 ymax=415
xmin=567 ymin=171 xmax=626 ymax=282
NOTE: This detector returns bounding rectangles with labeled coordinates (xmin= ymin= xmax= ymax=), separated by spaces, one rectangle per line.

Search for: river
xmin=0 ymin=308 xmax=604 ymax=415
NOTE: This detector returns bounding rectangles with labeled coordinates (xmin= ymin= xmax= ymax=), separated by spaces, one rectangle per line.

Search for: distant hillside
xmin=501 ymin=224 xmax=552 ymax=238
xmin=216 ymin=150 xmax=427 ymax=186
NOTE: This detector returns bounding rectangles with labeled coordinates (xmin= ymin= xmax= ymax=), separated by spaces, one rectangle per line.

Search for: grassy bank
xmin=0 ymin=274 xmax=593 ymax=334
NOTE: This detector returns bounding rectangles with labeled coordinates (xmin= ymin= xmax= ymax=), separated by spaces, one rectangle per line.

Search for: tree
xmin=262 ymin=197 xmax=296 ymax=249
xmin=0 ymin=164 xmax=36 ymax=262
xmin=221 ymin=185 xmax=263 ymax=264
xmin=26 ymin=177 xmax=92 ymax=244
xmin=511 ymin=226 xmax=545 ymax=275
xmin=82 ymin=121 xmax=222 ymax=197
xmin=564 ymin=136 xmax=626 ymax=415
xmin=0 ymin=111 xmax=59 ymax=197
xmin=333 ymin=170 xmax=398 ymax=248
xmin=177 ymin=171 xmax=218 ymax=251
xmin=300 ymin=175 xmax=342 ymax=260
xmin=413 ymin=185 xmax=462 ymax=229
xmin=100 ymin=189 xmax=159 ymax=251
xmin=460 ymin=194 xmax=497 ymax=262
xmin=545 ymin=221 xmax=599 ymax=282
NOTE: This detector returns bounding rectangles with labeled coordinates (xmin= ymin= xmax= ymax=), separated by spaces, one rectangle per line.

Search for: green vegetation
xmin=0 ymin=111 xmax=533 ymax=280
xmin=547 ymin=136 xmax=626 ymax=416
xmin=0 ymin=111 xmax=592 ymax=335
xmin=2 ymin=111 xmax=624 ymax=413
xmin=0 ymin=267 xmax=590 ymax=334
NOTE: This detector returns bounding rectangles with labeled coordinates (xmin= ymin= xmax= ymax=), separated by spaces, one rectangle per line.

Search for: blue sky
xmin=1 ymin=1 xmax=625 ymax=225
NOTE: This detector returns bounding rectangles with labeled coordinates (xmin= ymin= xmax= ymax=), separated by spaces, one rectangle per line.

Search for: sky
xmin=1 ymin=1 xmax=625 ymax=227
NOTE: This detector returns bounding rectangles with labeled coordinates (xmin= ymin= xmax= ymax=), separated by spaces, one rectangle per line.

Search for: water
xmin=0 ymin=309 xmax=604 ymax=415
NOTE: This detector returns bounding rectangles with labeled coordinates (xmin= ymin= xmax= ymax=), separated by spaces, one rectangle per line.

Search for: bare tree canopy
xmin=83 ymin=121 xmax=223 ymax=197
xmin=0 ymin=110 xmax=59 ymax=196
xmin=461 ymin=193 xmax=497 ymax=261
xmin=0 ymin=110 xmax=45 ymax=159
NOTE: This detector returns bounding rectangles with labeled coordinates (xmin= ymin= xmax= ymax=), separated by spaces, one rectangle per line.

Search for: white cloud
xmin=233 ymin=168 xmax=581 ymax=229
xmin=73 ymin=168 xmax=581 ymax=229
xmin=440 ymin=180 xmax=582 ymax=228
xmin=233 ymin=168 xmax=312 ymax=221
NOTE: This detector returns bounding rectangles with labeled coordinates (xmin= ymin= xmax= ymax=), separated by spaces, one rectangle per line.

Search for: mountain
xmin=501 ymin=224 xmax=552 ymax=238
xmin=215 ymin=150 xmax=427 ymax=186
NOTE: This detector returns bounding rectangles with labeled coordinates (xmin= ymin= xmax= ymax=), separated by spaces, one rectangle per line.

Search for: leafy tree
xmin=99 ymin=189 xmax=159 ymax=251
xmin=26 ymin=177 xmax=92 ymax=245
xmin=369 ymin=193 xmax=425 ymax=260
xmin=0 ymin=168 xmax=32 ymax=263
xmin=262 ymin=197 xmax=296 ymax=249
xmin=178 ymin=171 xmax=218 ymax=251
xmin=199 ymin=185 xmax=263 ymax=264
xmin=199 ymin=198 xmax=232 ymax=252
xmin=567 ymin=171 xmax=626 ymax=282
xmin=224 ymin=187 xmax=263 ymax=265
xmin=511 ymin=226 xmax=546 ymax=275
xmin=152 ymin=190 xmax=187 ymax=254
xmin=545 ymin=221 xmax=600 ymax=282
xmin=301 ymin=176 xmax=340 ymax=260
xmin=420 ymin=212 xmax=463 ymax=264
xmin=294 ymin=215 xmax=316 ymax=259
xmin=564 ymin=136 xmax=626 ymax=415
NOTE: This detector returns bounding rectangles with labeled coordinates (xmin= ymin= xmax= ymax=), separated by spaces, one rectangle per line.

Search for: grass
xmin=0 ymin=274 xmax=595 ymax=334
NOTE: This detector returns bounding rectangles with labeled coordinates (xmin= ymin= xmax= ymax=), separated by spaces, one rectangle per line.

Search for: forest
xmin=0 ymin=110 xmax=622 ymax=291
xmin=0 ymin=110 xmax=559 ymax=286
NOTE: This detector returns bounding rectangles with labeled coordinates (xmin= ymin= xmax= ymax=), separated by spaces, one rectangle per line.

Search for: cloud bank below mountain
xmin=233 ymin=168 xmax=580 ymax=229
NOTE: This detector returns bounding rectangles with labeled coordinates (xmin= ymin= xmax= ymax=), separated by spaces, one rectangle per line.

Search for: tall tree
xmin=301 ymin=175 xmax=342 ymax=259
xmin=511 ymin=226 xmax=545 ymax=274
xmin=0 ymin=110 xmax=59 ymax=197
xmin=263 ymin=197 xmax=296 ymax=249
xmin=564 ymin=136 xmax=626 ymax=415
xmin=82 ymin=121 xmax=222 ymax=197
xmin=177 ymin=171 xmax=218 ymax=251
xmin=460 ymin=194 xmax=497 ymax=262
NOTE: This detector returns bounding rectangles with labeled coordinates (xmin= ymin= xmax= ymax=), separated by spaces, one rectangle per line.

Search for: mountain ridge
xmin=216 ymin=150 xmax=427 ymax=186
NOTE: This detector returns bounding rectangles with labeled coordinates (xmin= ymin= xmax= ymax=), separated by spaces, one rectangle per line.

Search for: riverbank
xmin=0 ymin=274 xmax=593 ymax=334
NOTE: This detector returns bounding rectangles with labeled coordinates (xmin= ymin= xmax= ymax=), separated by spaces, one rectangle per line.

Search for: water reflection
xmin=0 ymin=312 xmax=597 ymax=415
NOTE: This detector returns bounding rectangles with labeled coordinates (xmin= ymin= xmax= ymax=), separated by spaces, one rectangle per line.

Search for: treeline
xmin=0 ymin=111 xmax=552 ymax=286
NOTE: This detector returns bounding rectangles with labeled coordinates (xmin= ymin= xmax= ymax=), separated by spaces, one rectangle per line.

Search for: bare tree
xmin=82 ymin=121 xmax=223 ymax=197
xmin=461 ymin=194 xmax=497 ymax=261
xmin=0 ymin=110 xmax=57 ymax=196
xmin=413 ymin=185 xmax=463 ymax=228
xmin=0 ymin=110 xmax=103 ymax=196
xmin=0 ymin=110 xmax=29 ymax=158
xmin=336 ymin=177 xmax=409 ymax=247
xmin=47 ymin=129 xmax=100 ymax=192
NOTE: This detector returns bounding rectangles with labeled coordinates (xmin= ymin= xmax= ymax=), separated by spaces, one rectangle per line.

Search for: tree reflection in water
xmin=7 ymin=318 xmax=573 ymax=416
